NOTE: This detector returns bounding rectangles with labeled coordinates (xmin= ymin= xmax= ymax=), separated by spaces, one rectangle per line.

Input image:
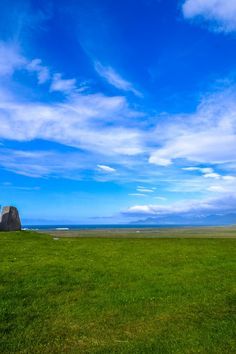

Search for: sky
xmin=1 ymin=0 xmax=236 ymax=225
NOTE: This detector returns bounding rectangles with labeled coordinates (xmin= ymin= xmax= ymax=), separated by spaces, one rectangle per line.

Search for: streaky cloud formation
xmin=97 ymin=165 xmax=116 ymax=173
xmin=0 ymin=94 xmax=143 ymax=156
xmin=149 ymin=89 xmax=236 ymax=166
xmin=136 ymin=188 xmax=155 ymax=193
xmin=94 ymin=62 xmax=142 ymax=97
xmin=0 ymin=42 xmax=26 ymax=75
xmin=50 ymin=73 xmax=76 ymax=93
xmin=0 ymin=42 xmax=144 ymax=157
xmin=182 ymin=167 xmax=213 ymax=173
xmin=27 ymin=59 xmax=50 ymax=84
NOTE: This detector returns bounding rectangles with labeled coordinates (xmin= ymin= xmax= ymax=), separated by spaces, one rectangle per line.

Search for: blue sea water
xmin=22 ymin=224 xmax=201 ymax=231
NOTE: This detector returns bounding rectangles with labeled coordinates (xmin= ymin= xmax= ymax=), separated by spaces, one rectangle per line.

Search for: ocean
xmin=22 ymin=224 xmax=201 ymax=231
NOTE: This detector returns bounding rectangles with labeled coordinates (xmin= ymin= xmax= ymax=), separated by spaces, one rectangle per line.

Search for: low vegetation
xmin=0 ymin=230 xmax=235 ymax=353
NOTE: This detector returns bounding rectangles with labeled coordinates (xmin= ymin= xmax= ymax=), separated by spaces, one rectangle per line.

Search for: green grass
xmin=0 ymin=231 xmax=235 ymax=353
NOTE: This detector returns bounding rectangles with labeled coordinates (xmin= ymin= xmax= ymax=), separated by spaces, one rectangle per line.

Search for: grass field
xmin=0 ymin=230 xmax=235 ymax=353
xmin=39 ymin=225 xmax=236 ymax=238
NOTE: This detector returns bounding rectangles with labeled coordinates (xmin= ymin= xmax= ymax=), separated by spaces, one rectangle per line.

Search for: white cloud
xmin=125 ymin=193 xmax=236 ymax=217
xmin=0 ymin=42 xmax=50 ymax=85
xmin=97 ymin=164 xmax=116 ymax=172
xmin=0 ymin=146 xmax=149 ymax=182
xmin=182 ymin=165 xmax=236 ymax=191
xmin=129 ymin=193 xmax=147 ymax=197
xmin=0 ymin=84 xmax=144 ymax=157
xmin=137 ymin=187 xmax=154 ymax=193
xmin=154 ymin=196 xmax=167 ymax=201
xmin=2 ymin=183 xmax=40 ymax=191
xmin=95 ymin=62 xmax=142 ymax=97
xmin=50 ymin=73 xmax=76 ymax=93
xmin=149 ymin=156 xmax=171 ymax=166
xmin=203 ymin=172 xmax=221 ymax=179
xmin=182 ymin=167 xmax=213 ymax=174
xmin=27 ymin=59 xmax=50 ymax=84
xmin=207 ymin=174 xmax=236 ymax=193
xmin=0 ymin=94 xmax=144 ymax=158
xmin=207 ymin=185 xmax=226 ymax=193
xmin=0 ymin=147 xmax=96 ymax=178
xmin=0 ymin=40 xmax=147 ymax=182
xmin=223 ymin=175 xmax=236 ymax=181
xmin=0 ymin=148 xmax=58 ymax=177
xmin=0 ymin=42 xmax=26 ymax=76
xmin=149 ymin=89 xmax=236 ymax=167
xmin=182 ymin=0 xmax=236 ymax=33
xmin=127 ymin=205 xmax=153 ymax=214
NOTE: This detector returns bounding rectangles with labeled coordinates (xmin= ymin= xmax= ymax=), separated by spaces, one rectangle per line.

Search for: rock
xmin=0 ymin=206 xmax=21 ymax=231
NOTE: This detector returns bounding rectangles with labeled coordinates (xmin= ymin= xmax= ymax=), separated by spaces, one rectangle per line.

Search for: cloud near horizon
xmin=124 ymin=193 xmax=236 ymax=219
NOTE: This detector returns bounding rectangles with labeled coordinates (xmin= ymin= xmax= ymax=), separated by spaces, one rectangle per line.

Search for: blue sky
xmin=1 ymin=0 xmax=236 ymax=225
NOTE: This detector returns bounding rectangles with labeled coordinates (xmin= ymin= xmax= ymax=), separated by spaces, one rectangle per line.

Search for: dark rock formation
xmin=0 ymin=206 xmax=21 ymax=231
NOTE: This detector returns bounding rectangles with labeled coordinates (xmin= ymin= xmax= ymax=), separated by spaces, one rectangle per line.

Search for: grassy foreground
xmin=0 ymin=231 xmax=235 ymax=353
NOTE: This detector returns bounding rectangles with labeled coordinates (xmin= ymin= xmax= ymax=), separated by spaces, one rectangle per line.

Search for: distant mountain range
xmin=132 ymin=213 xmax=236 ymax=226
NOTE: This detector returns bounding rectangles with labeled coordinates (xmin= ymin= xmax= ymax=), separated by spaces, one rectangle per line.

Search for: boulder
xmin=0 ymin=206 xmax=21 ymax=231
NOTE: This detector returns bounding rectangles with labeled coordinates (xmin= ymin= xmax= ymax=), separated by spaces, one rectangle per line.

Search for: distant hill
xmin=131 ymin=213 xmax=236 ymax=226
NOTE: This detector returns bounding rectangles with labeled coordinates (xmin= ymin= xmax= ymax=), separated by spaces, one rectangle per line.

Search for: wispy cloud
xmin=0 ymin=42 xmax=70 ymax=91
xmin=50 ymin=73 xmax=76 ymax=93
xmin=0 ymin=42 xmax=146 ymax=181
xmin=0 ymin=43 xmax=144 ymax=159
xmin=0 ymin=148 xmax=59 ymax=178
xmin=0 ymin=41 xmax=50 ymax=86
xmin=0 ymin=41 xmax=26 ymax=75
xmin=183 ymin=167 xmax=221 ymax=179
xmin=137 ymin=187 xmax=154 ymax=193
xmin=182 ymin=167 xmax=213 ymax=173
xmin=27 ymin=59 xmax=50 ymax=84
xmin=0 ymin=88 xmax=144 ymax=158
xmin=154 ymin=196 xmax=167 ymax=201
xmin=182 ymin=166 xmax=236 ymax=188
xmin=94 ymin=61 xmax=142 ymax=97
xmin=149 ymin=88 xmax=236 ymax=167
xmin=182 ymin=0 xmax=236 ymax=33
xmin=204 ymin=172 xmax=221 ymax=179
xmin=0 ymin=146 xmax=153 ymax=183
xmin=97 ymin=164 xmax=116 ymax=172
xmin=0 ymin=147 xmax=93 ymax=178
xmin=1 ymin=182 xmax=40 ymax=191
xmin=207 ymin=185 xmax=226 ymax=193
xmin=128 ymin=186 xmax=159 ymax=198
